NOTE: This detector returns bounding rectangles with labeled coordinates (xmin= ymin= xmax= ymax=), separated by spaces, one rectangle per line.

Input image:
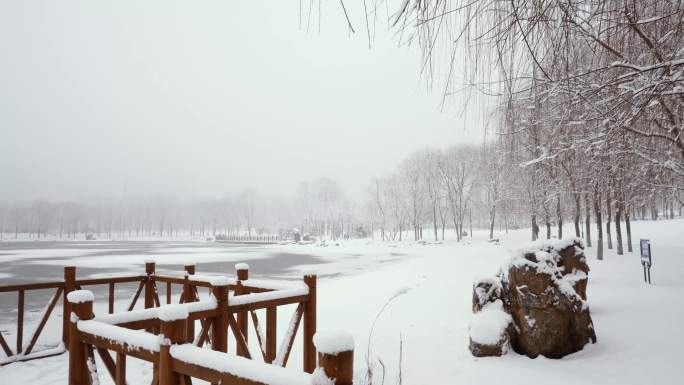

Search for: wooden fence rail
xmin=59 ymin=267 xmax=349 ymax=385
xmin=67 ymin=290 xmax=352 ymax=385
xmin=0 ymin=261 xmax=317 ymax=370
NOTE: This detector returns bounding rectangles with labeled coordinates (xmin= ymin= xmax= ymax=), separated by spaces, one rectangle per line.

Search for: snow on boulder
xmin=67 ymin=290 xmax=94 ymax=304
xmin=313 ymin=330 xmax=354 ymax=355
xmin=470 ymin=237 xmax=597 ymax=359
xmin=469 ymin=300 xmax=512 ymax=357
xmin=472 ymin=276 xmax=502 ymax=312
xmin=156 ymin=304 xmax=189 ymax=322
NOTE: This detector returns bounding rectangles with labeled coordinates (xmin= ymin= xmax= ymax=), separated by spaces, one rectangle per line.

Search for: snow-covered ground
xmin=1 ymin=219 xmax=683 ymax=384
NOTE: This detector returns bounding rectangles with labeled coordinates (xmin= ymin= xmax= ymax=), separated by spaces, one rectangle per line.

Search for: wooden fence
xmin=215 ymin=234 xmax=280 ymax=244
xmin=0 ymin=262 xmax=322 ymax=377
xmin=67 ymin=289 xmax=353 ymax=385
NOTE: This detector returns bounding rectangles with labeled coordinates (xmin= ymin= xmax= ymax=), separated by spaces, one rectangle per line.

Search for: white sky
xmin=0 ymin=0 xmax=487 ymax=202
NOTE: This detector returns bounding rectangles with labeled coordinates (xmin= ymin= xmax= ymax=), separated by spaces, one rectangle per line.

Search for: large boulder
xmin=469 ymin=238 xmax=597 ymax=359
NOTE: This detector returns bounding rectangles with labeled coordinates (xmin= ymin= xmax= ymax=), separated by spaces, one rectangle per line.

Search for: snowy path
xmin=1 ymin=219 xmax=683 ymax=384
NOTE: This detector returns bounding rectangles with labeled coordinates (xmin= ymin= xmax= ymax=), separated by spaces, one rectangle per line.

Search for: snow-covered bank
xmin=1 ymin=219 xmax=683 ymax=384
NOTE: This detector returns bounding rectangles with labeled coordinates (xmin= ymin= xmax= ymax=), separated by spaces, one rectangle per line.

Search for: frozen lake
xmin=0 ymin=240 xmax=324 ymax=322
xmin=0 ymin=240 xmax=324 ymax=282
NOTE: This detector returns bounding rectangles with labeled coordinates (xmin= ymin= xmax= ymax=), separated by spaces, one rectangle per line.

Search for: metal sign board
xmin=640 ymin=239 xmax=652 ymax=266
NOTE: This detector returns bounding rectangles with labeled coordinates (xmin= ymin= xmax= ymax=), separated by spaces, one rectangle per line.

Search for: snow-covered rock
xmin=470 ymin=237 xmax=596 ymax=359
xmin=469 ymin=300 xmax=512 ymax=357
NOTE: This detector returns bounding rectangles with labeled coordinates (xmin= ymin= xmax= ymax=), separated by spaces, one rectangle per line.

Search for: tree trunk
xmin=594 ymin=188 xmax=603 ymax=260
xmin=573 ymin=193 xmax=581 ymax=237
xmin=584 ymin=193 xmax=592 ymax=247
xmin=625 ymin=206 xmax=633 ymax=252
xmin=432 ymin=203 xmax=438 ymax=242
xmin=615 ymin=203 xmax=624 ymax=255
xmin=605 ymin=189 xmax=613 ymax=250
xmin=531 ymin=214 xmax=539 ymax=241
xmin=557 ymin=194 xmax=563 ymax=239
xmin=545 ymin=213 xmax=551 ymax=240
xmin=489 ymin=204 xmax=496 ymax=239
xmin=615 ymin=186 xmax=628 ymax=255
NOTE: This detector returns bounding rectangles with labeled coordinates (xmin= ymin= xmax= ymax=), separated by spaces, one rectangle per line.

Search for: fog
xmin=0 ymin=1 xmax=484 ymax=203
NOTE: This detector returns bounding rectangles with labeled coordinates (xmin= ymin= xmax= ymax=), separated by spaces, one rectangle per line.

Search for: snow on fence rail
xmin=67 ymin=292 xmax=353 ymax=385
xmin=60 ymin=269 xmax=351 ymax=385
xmin=0 ymin=260 xmax=317 ymax=373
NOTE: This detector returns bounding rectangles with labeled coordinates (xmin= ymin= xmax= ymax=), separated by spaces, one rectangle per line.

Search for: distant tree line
xmin=364 ymin=143 xmax=683 ymax=256
xmin=0 ymin=178 xmax=359 ymax=241
xmin=0 ymin=151 xmax=680 ymax=244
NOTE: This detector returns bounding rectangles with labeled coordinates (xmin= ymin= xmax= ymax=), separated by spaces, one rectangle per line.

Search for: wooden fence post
xmin=266 ymin=306 xmax=277 ymax=363
xmin=235 ymin=263 xmax=249 ymax=357
xmin=144 ymin=261 xmax=156 ymax=309
xmin=17 ymin=289 xmax=24 ymax=354
xmin=158 ymin=306 xmax=187 ymax=385
xmin=67 ymin=290 xmax=94 ymax=385
xmin=210 ymin=283 xmax=229 ymax=385
xmin=211 ymin=284 xmax=229 ymax=353
xmin=115 ymin=352 xmax=126 ymax=385
xmin=318 ymin=350 xmax=354 ymax=385
xmin=184 ymin=263 xmax=196 ymax=276
xmin=144 ymin=261 xmax=156 ymax=333
xmin=315 ymin=331 xmax=354 ymax=385
xmin=183 ymin=264 xmax=196 ymax=342
xmin=303 ymin=273 xmax=317 ymax=373
xmin=63 ymin=266 xmax=76 ymax=348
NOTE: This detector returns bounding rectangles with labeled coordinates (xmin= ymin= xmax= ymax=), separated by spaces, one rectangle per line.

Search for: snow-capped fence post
xmin=158 ymin=306 xmax=188 ymax=385
xmin=211 ymin=283 xmax=229 ymax=355
xmin=63 ymin=265 xmax=76 ymax=348
xmin=144 ymin=261 xmax=157 ymax=333
xmin=235 ymin=263 xmax=249 ymax=357
xmin=183 ymin=263 xmax=196 ymax=341
xmin=67 ymin=290 xmax=94 ymax=385
xmin=314 ymin=331 xmax=354 ymax=385
xmin=303 ymin=273 xmax=317 ymax=373
xmin=144 ymin=261 xmax=156 ymax=309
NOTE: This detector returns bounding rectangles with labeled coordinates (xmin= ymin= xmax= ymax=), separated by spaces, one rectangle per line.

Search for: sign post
xmin=640 ymin=239 xmax=652 ymax=284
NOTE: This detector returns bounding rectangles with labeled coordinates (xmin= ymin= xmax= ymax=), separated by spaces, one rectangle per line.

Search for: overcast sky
xmin=0 ymin=1 xmax=487 ymax=203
